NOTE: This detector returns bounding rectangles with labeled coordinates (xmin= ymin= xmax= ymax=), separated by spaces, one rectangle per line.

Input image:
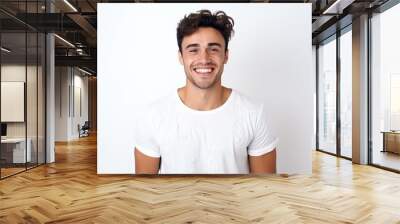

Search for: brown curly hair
xmin=177 ymin=9 xmax=234 ymax=53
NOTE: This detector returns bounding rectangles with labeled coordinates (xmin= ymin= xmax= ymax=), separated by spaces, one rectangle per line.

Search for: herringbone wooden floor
xmin=1 ymin=134 xmax=400 ymax=223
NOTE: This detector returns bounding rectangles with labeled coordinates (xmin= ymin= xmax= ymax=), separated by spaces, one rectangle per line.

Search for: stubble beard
xmin=185 ymin=67 xmax=223 ymax=90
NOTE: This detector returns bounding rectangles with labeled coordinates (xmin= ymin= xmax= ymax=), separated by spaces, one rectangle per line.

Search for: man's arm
xmin=134 ymin=147 xmax=160 ymax=174
xmin=248 ymin=148 xmax=276 ymax=174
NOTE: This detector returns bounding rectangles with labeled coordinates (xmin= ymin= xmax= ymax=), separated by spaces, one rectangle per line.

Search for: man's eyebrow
xmin=185 ymin=43 xmax=223 ymax=49
xmin=208 ymin=43 xmax=222 ymax=48
xmin=185 ymin=44 xmax=200 ymax=49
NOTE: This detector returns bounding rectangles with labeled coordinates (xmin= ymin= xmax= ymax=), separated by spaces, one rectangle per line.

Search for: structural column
xmin=46 ymin=1 xmax=55 ymax=163
xmin=352 ymin=14 xmax=369 ymax=164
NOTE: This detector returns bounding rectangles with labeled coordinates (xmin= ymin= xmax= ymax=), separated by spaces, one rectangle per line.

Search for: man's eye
xmin=189 ymin=49 xmax=198 ymax=53
xmin=210 ymin=48 xmax=219 ymax=52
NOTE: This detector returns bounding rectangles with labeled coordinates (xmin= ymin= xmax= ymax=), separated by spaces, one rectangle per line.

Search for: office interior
xmin=0 ymin=0 xmax=399 ymax=222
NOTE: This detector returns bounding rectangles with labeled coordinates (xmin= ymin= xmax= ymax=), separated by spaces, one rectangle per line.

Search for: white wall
xmin=72 ymin=72 xmax=89 ymax=138
xmin=55 ymin=67 xmax=69 ymax=141
xmin=55 ymin=67 xmax=89 ymax=141
xmin=98 ymin=3 xmax=313 ymax=174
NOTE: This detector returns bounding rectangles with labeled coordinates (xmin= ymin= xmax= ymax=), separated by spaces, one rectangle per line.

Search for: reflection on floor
xmin=0 ymin=167 xmax=25 ymax=177
xmin=0 ymin=162 xmax=42 ymax=178
xmin=373 ymin=150 xmax=400 ymax=171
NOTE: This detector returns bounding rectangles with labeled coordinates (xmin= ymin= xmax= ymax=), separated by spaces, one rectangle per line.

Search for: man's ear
xmin=224 ymin=49 xmax=229 ymax=64
xmin=178 ymin=50 xmax=184 ymax=65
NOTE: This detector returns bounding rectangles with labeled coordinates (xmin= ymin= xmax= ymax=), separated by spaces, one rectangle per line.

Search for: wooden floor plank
xmin=0 ymin=134 xmax=400 ymax=223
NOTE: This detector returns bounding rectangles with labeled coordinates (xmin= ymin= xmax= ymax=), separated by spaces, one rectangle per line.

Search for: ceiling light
xmin=323 ymin=0 xmax=355 ymax=15
xmin=54 ymin=34 xmax=75 ymax=48
xmin=63 ymin=0 xmax=78 ymax=12
xmin=78 ymin=67 xmax=93 ymax=76
xmin=1 ymin=47 xmax=11 ymax=53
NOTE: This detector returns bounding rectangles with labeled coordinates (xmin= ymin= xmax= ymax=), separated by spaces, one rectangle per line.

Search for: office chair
xmin=79 ymin=121 xmax=90 ymax=138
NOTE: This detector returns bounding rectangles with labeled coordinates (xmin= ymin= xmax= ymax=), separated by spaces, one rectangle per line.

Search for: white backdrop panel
xmin=98 ymin=3 xmax=313 ymax=174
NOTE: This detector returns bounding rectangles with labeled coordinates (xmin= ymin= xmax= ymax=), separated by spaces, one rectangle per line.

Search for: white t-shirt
xmin=135 ymin=89 xmax=278 ymax=174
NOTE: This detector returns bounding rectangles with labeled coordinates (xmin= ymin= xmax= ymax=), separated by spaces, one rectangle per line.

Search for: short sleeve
xmin=248 ymin=104 xmax=278 ymax=156
xmin=134 ymin=109 xmax=161 ymax=158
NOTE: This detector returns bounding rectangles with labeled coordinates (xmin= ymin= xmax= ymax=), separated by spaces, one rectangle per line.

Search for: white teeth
xmin=194 ymin=68 xmax=212 ymax=73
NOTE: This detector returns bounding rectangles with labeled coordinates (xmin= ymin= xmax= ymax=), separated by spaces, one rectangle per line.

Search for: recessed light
xmin=1 ymin=47 xmax=11 ymax=53
xmin=54 ymin=34 xmax=75 ymax=48
xmin=63 ymin=0 xmax=78 ymax=12
xmin=77 ymin=67 xmax=93 ymax=76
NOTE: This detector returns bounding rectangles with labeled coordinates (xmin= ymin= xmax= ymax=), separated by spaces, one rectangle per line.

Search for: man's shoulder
xmin=145 ymin=92 xmax=175 ymax=117
xmin=232 ymin=89 xmax=264 ymax=113
xmin=138 ymin=91 xmax=177 ymax=126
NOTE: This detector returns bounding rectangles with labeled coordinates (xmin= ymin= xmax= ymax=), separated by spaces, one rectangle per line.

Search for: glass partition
xmin=0 ymin=1 xmax=46 ymax=179
xmin=27 ymin=31 xmax=38 ymax=169
xmin=26 ymin=0 xmax=43 ymax=170
xmin=0 ymin=31 xmax=28 ymax=177
xmin=317 ymin=36 xmax=337 ymax=155
xmin=38 ymin=32 xmax=45 ymax=165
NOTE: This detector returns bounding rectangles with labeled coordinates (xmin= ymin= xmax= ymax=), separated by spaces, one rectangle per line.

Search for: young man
xmin=134 ymin=10 xmax=278 ymax=174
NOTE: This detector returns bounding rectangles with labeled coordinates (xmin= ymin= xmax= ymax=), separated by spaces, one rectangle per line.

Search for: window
xmin=318 ymin=36 xmax=337 ymax=155
xmin=339 ymin=28 xmax=352 ymax=158
xmin=371 ymin=2 xmax=400 ymax=171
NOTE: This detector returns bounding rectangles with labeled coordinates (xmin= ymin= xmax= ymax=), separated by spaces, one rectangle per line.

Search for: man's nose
xmin=198 ymin=49 xmax=211 ymax=63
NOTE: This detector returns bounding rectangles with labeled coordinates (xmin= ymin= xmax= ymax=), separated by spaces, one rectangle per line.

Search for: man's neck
xmin=178 ymin=84 xmax=232 ymax=111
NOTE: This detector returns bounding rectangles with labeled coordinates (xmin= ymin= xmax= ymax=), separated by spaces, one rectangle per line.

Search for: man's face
xmin=179 ymin=27 xmax=229 ymax=90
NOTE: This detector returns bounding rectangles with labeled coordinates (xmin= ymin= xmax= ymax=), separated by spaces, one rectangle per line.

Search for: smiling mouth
xmin=193 ymin=67 xmax=215 ymax=75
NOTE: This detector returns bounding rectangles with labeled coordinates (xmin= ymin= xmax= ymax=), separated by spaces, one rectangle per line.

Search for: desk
xmin=1 ymin=138 xmax=31 ymax=163
xmin=381 ymin=131 xmax=400 ymax=154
